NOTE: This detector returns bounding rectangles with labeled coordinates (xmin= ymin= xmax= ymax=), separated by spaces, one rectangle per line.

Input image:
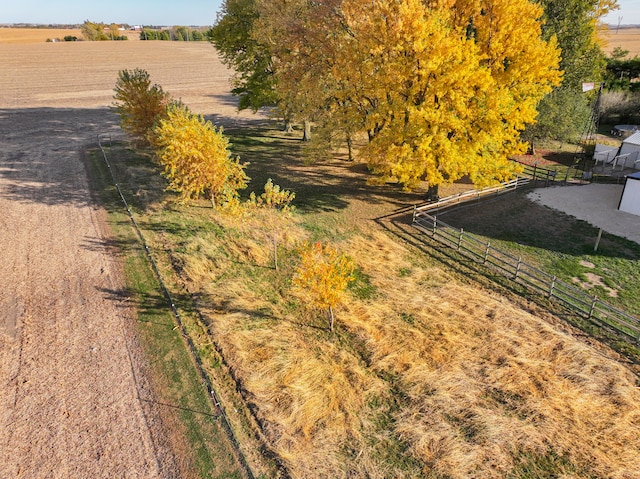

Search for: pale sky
xmin=2 ymin=0 xmax=224 ymax=26
xmin=603 ymin=0 xmax=640 ymax=25
xmin=3 ymin=0 xmax=640 ymax=28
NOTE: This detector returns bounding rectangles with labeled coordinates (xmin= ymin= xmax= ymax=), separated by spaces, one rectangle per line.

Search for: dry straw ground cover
xmin=108 ymin=120 xmax=640 ymax=478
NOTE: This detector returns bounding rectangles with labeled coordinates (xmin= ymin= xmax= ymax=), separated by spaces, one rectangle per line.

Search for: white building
xmin=618 ymin=171 xmax=640 ymax=216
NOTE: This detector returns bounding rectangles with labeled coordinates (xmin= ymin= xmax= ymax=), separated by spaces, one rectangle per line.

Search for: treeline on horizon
xmin=139 ymin=26 xmax=211 ymax=41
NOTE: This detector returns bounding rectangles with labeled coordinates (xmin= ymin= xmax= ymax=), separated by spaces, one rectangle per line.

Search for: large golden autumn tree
xmin=254 ymin=0 xmax=561 ymax=189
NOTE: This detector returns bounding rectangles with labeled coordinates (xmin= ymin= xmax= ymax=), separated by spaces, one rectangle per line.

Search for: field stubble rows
xmin=0 ymin=41 xmax=261 ymax=478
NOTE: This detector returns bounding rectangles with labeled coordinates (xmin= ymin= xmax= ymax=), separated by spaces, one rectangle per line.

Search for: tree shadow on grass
xmin=433 ymin=190 xmax=640 ymax=259
xmin=221 ymin=126 xmax=427 ymax=215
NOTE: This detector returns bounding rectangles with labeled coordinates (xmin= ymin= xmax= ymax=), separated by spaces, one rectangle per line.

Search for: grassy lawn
xmin=85 ymin=127 xmax=640 ymax=479
xmin=436 ymin=181 xmax=640 ymax=359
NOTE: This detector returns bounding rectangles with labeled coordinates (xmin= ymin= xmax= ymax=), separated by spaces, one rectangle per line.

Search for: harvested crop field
xmin=602 ymin=27 xmax=640 ymax=56
xmin=0 ymin=41 xmax=259 ymax=478
xmin=0 ymin=27 xmax=84 ymax=44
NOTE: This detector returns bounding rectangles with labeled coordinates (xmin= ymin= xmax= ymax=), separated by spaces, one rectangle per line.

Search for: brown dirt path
xmin=0 ymin=41 xmax=261 ymax=478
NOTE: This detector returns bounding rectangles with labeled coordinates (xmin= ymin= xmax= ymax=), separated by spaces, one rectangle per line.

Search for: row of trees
xmin=113 ymin=68 xmax=249 ymax=207
xmin=80 ymin=20 xmax=128 ymax=41
xmin=211 ymin=0 xmax=617 ymax=188
xmin=139 ymin=27 xmax=209 ymax=41
xmin=112 ymin=68 xmax=353 ymax=329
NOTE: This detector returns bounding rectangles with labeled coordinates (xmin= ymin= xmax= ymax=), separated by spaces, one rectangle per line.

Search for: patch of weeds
xmin=349 ymin=267 xmax=378 ymax=300
xmin=398 ymin=266 xmax=412 ymax=277
xmin=508 ymin=449 xmax=598 ymax=479
xmin=399 ymin=312 xmax=416 ymax=324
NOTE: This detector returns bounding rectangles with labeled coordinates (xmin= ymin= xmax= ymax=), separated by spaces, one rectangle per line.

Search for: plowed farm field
xmin=0 ymin=41 xmax=260 ymax=478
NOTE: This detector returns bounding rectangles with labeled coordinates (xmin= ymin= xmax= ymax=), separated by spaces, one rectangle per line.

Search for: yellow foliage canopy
xmin=152 ymin=105 xmax=248 ymax=206
xmin=259 ymin=0 xmax=562 ymax=189
xmin=292 ymin=242 xmax=355 ymax=330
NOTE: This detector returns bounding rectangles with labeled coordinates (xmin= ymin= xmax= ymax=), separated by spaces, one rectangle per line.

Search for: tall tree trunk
xmin=346 ymin=133 xmax=354 ymax=161
xmin=302 ymin=120 xmax=312 ymax=142
xmin=426 ymin=184 xmax=439 ymax=202
xmin=283 ymin=119 xmax=294 ymax=133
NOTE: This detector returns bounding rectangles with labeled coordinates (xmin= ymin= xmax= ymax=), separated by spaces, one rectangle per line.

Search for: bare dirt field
xmin=0 ymin=28 xmax=84 ymax=44
xmin=602 ymin=27 xmax=640 ymax=56
xmin=0 ymin=41 xmax=260 ymax=478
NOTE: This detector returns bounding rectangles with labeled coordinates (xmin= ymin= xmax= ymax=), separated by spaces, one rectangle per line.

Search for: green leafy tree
xmin=210 ymin=0 xmax=279 ymax=112
xmin=152 ymin=105 xmax=249 ymax=207
xmin=113 ymin=69 xmax=173 ymax=145
xmin=292 ymin=242 xmax=355 ymax=332
xmin=524 ymin=0 xmax=619 ymax=143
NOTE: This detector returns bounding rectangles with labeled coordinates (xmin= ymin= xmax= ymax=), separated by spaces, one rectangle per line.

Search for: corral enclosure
xmin=1 ymin=37 xmax=640 ymax=479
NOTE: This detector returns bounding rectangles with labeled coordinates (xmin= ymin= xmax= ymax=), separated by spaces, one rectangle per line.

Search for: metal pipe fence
xmin=413 ymin=178 xmax=530 ymax=217
xmin=96 ymin=135 xmax=256 ymax=479
xmin=412 ymin=211 xmax=640 ymax=343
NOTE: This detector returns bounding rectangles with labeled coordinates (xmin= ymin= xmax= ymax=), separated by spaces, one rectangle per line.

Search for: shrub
xmin=113 ymin=68 xmax=172 ymax=145
xmin=248 ymin=178 xmax=295 ymax=210
xmin=152 ymin=105 xmax=249 ymax=207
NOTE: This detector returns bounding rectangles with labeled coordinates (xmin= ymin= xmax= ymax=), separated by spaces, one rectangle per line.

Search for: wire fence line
xmin=96 ymin=134 xmax=256 ymax=479
xmin=412 ymin=210 xmax=640 ymax=343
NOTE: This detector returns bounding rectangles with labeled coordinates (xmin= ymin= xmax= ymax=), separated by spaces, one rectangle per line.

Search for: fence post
xmin=514 ymin=257 xmax=522 ymax=280
xmin=589 ymin=296 xmax=597 ymax=319
xmin=458 ymin=228 xmax=464 ymax=250
xmin=484 ymin=241 xmax=490 ymax=264
xmin=433 ymin=215 xmax=437 ymax=236
xmin=412 ymin=205 xmax=417 ymax=223
xmin=549 ymin=276 xmax=556 ymax=298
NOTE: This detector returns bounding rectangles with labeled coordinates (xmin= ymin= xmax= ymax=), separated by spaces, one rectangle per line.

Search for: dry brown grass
xmin=601 ymin=27 xmax=640 ymax=56
xmin=151 ymin=194 xmax=640 ymax=478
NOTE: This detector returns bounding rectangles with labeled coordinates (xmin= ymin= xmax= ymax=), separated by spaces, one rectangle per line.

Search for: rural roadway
xmin=0 ymin=41 xmax=260 ymax=478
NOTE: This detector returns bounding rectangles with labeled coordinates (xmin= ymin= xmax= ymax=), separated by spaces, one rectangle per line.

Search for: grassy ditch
xmin=85 ymin=128 xmax=640 ymax=479
xmin=84 ymin=145 xmax=273 ymax=479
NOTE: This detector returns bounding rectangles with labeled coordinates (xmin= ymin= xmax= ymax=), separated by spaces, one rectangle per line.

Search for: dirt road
xmin=0 ymin=41 xmax=259 ymax=478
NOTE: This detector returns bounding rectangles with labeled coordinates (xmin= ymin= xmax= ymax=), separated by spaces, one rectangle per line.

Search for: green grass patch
xmin=84 ymin=147 xmax=249 ymax=479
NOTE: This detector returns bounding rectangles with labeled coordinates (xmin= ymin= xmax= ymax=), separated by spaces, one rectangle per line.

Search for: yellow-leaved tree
xmin=113 ymin=68 xmax=173 ymax=146
xmin=292 ymin=242 xmax=355 ymax=332
xmin=152 ymin=105 xmax=248 ymax=207
xmin=254 ymin=0 xmax=561 ymax=189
